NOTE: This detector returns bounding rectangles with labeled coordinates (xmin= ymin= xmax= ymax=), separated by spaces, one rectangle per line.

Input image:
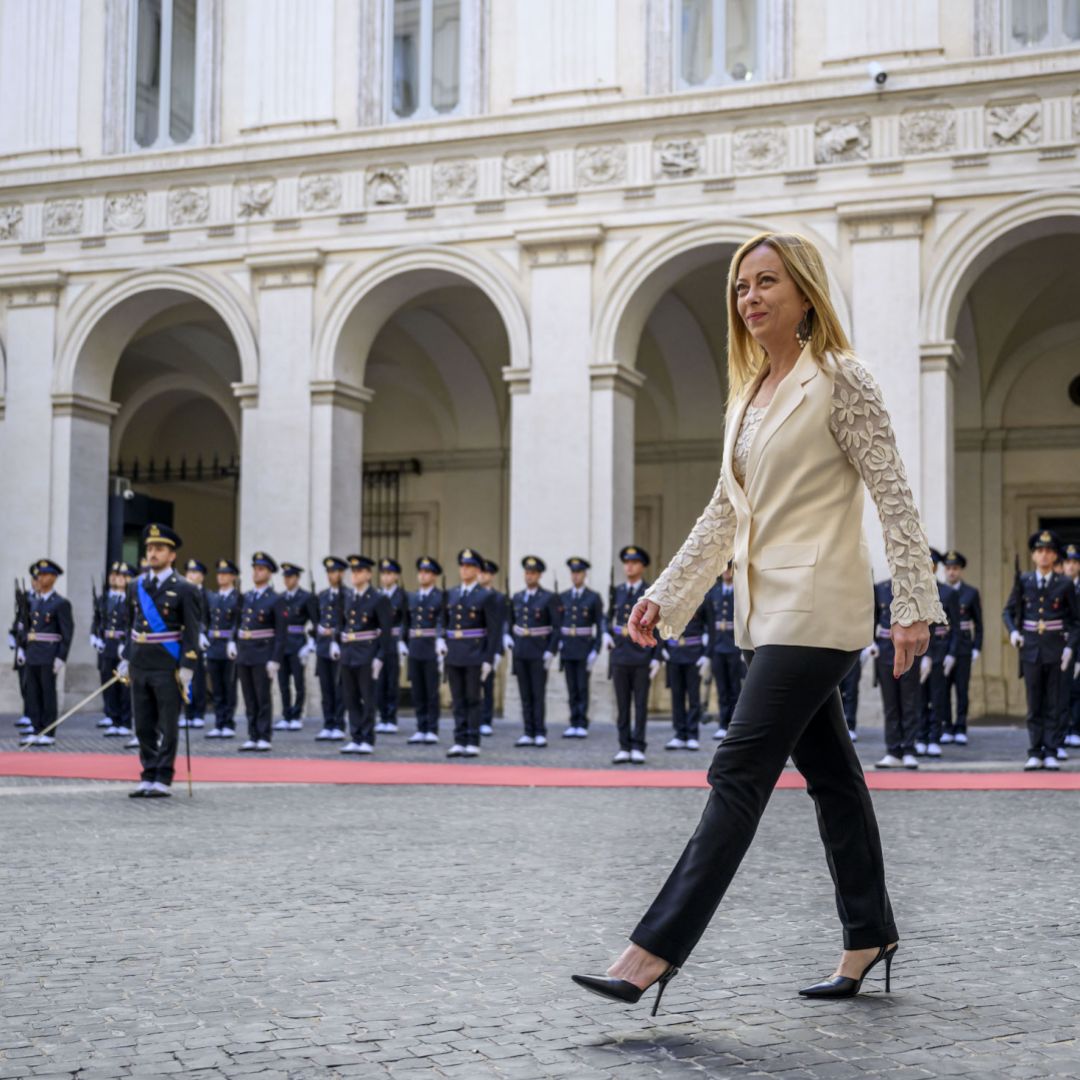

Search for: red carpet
xmin=2 ymin=752 xmax=1079 ymax=790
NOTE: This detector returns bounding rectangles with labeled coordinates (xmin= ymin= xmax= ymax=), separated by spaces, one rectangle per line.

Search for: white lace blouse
xmin=645 ymin=355 xmax=946 ymax=632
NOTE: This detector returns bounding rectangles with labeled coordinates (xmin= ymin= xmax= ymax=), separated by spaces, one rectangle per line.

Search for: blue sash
xmin=136 ymin=576 xmax=180 ymax=661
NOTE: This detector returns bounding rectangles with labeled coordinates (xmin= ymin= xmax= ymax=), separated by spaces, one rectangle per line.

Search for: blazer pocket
xmin=755 ymin=542 xmax=817 ymax=614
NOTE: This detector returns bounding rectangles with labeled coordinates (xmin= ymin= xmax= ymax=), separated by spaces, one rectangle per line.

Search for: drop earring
xmin=795 ymin=310 xmax=812 ymax=348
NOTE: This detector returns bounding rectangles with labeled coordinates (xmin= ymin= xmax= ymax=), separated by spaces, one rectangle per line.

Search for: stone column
xmin=231 ymin=381 xmax=259 ymax=565
xmin=919 ymin=340 xmax=962 ymax=552
xmin=838 ymin=197 xmax=932 ymax=577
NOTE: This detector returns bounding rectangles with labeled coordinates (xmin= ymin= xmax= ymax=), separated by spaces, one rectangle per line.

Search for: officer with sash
xmin=661 ymin=601 xmax=709 ymax=750
xmin=18 ymin=558 xmax=74 ymax=747
xmin=939 ymin=549 xmax=982 ymax=747
xmin=121 ymin=524 xmax=200 ymax=796
xmin=236 ymin=552 xmax=286 ymax=752
xmin=275 ymin=562 xmax=314 ymax=732
xmin=375 ymin=557 xmax=409 ymax=735
xmin=704 ymin=564 xmax=743 ymax=740
xmin=180 ymin=558 xmax=210 ymax=730
xmin=339 ymin=554 xmax=392 ymax=754
xmin=445 ymin=548 xmax=499 ymax=757
xmin=1003 ymin=529 xmax=1080 ymax=770
xmin=478 ymin=558 xmax=507 ymax=737
xmin=313 ymin=556 xmax=347 ymax=741
xmin=405 ymin=556 xmax=445 ymax=744
xmin=558 ymin=556 xmax=604 ymax=738
xmin=871 ymin=578 xmax=922 ymax=769
xmin=1063 ymin=543 xmax=1080 ymax=749
xmin=93 ymin=561 xmax=135 ymax=737
xmin=507 ymin=555 xmax=561 ymax=747
xmin=205 ymin=558 xmax=240 ymax=738
xmin=605 ymin=545 xmax=659 ymax=764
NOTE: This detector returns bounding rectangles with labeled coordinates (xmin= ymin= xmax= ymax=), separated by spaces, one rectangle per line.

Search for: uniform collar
xmin=37 ymin=589 xmax=55 ymax=601
xmin=219 ymin=587 xmax=234 ymax=597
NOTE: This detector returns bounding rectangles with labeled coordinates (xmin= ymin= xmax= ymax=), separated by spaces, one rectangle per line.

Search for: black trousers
xmin=238 ymin=663 xmax=273 ymax=742
xmin=945 ymin=655 xmax=972 ymax=734
xmin=481 ymin=665 xmax=495 ymax=725
xmin=99 ymin=653 xmax=131 ymax=727
xmin=875 ymin=658 xmax=921 ymax=756
xmin=184 ymin=656 xmax=207 ymax=720
xmin=612 ymin=663 xmax=650 ymax=751
xmin=711 ymin=652 xmax=744 ymax=728
xmin=206 ymin=657 xmax=237 ymax=729
xmin=917 ymin=660 xmax=950 ymax=744
xmin=409 ymin=657 xmax=440 ymax=733
xmin=316 ymin=656 xmax=345 ymax=729
xmin=277 ymin=652 xmax=305 ymax=720
xmin=341 ymin=663 xmax=376 ymax=744
xmin=1067 ymin=666 xmax=1080 ymax=737
xmin=375 ymin=650 xmax=400 ymax=723
xmin=563 ymin=658 xmax=590 ymax=728
xmin=1023 ymin=659 xmax=1062 ymax=757
xmin=17 ymin=664 xmax=29 ymax=715
xmin=839 ymin=658 xmax=860 ymax=731
xmin=631 ymin=645 xmax=896 ymax=968
xmin=24 ymin=664 xmax=58 ymax=735
xmin=668 ymin=663 xmax=702 ymax=740
xmin=447 ymin=663 xmax=482 ymax=747
xmin=132 ymin=666 xmax=182 ymax=785
xmin=515 ymin=657 xmax=548 ymax=737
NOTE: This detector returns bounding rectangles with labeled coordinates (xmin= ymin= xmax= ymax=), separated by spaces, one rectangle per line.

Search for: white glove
xmin=15 ymin=646 xmax=25 ymax=666
xmin=299 ymin=638 xmax=316 ymax=660
xmin=858 ymin=646 xmax=872 ymax=665
xmin=53 ymin=657 xmax=65 ymax=676
xmin=198 ymin=632 xmax=210 ymax=651
xmin=480 ymin=661 xmax=492 ymax=680
xmin=1062 ymin=647 xmax=1074 ymax=673
xmin=586 ymin=649 xmax=597 ymax=672
xmin=178 ymin=666 xmax=194 ymax=693
xmin=266 ymin=660 xmax=280 ymax=677
xmin=695 ymin=655 xmax=710 ymax=675
xmin=919 ymin=655 xmax=932 ymax=683
xmin=702 ymin=633 xmax=710 ymax=650
xmin=372 ymin=658 xmax=383 ymax=680
xmin=397 ymin=640 xmax=409 ymax=659
xmin=972 ymin=648 xmax=980 ymax=661
xmin=661 ymin=649 xmax=670 ymax=662
xmin=649 ymin=659 xmax=661 ymax=680
xmin=867 ymin=642 xmax=880 ymax=659
xmin=943 ymin=654 xmax=956 ymax=676
xmin=543 ymin=651 xmax=555 ymax=671
xmin=493 ymin=652 xmax=502 ymax=672
xmin=116 ymin=659 xmax=130 ymax=679
xmin=503 ymin=633 xmax=515 ymax=651
xmin=90 ymin=634 xmax=105 ymax=652
xmin=226 ymin=640 xmax=238 ymax=661
xmin=6 ymin=632 xmax=15 ymax=650
xmin=602 ymin=632 xmax=615 ymax=651
xmin=329 ymin=641 xmax=340 ymax=661
xmin=434 ymin=637 xmax=447 ymax=658
xmin=1010 ymin=630 xmax=1024 ymax=648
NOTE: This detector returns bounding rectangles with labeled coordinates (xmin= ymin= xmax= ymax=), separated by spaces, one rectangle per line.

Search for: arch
xmin=314 ymin=245 xmax=529 ymax=385
xmin=55 ymin=267 xmax=259 ymax=400
xmin=922 ymin=188 xmax=1080 ymax=344
xmin=594 ymin=217 xmax=851 ymax=369
xmin=983 ymin=320 xmax=1080 ymax=429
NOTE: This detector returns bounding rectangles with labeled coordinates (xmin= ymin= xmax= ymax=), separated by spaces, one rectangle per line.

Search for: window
xmin=675 ymin=0 xmax=761 ymax=88
xmin=389 ymin=0 xmax=462 ymax=121
xmin=132 ymin=0 xmax=198 ymax=149
xmin=1005 ymin=0 xmax=1080 ymax=50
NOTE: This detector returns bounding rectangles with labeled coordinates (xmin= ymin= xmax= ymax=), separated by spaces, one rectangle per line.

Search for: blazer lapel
xmin=744 ymin=344 xmax=818 ymax=487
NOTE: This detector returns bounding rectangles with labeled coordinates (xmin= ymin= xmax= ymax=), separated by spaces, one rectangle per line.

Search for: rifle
xmin=12 ymin=579 xmax=29 ymax=670
xmin=1012 ymin=553 xmax=1023 ymax=680
xmin=440 ymin=572 xmax=448 ymax=682
xmin=90 ymin=576 xmax=101 ymax=643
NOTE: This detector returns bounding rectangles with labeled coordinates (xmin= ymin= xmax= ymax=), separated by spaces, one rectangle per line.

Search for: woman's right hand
xmin=891 ymin=621 xmax=929 ymax=679
xmin=628 ymin=598 xmax=660 ymax=648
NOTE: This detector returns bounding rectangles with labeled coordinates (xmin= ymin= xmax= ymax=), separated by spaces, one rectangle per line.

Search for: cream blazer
xmin=645 ymin=345 xmax=945 ymax=652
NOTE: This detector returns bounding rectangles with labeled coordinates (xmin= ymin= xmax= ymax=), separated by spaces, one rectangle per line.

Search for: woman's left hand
xmin=628 ymin=598 xmax=660 ymax=648
xmin=891 ymin=621 xmax=929 ymax=679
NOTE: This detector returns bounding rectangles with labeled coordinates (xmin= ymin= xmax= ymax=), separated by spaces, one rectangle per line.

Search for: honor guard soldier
xmin=275 ymin=563 xmax=314 ymax=732
xmin=122 ymin=525 xmax=200 ymax=796
xmin=236 ymin=552 xmax=286 ymax=752
xmin=405 ymin=556 xmax=445 ymax=744
xmin=1003 ymin=530 xmax=1080 ymax=770
xmin=478 ymin=558 xmax=507 ymax=736
xmin=93 ymin=561 xmax=135 ymax=737
xmin=939 ymin=550 xmax=982 ymax=747
xmin=1063 ymin=543 xmax=1080 ymax=749
xmin=18 ymin=559 xmax=74 ymax=747
xmin=704 ymin=564 xmax=743 ymax=740
xmin=661 ymin=601 xmax=709 ymax=750
xmin=445 ymin=548 xmax=499 ymax=757
xmin=8 ymin=566 xmax=35 ymax=733
xmin=558 ymin=557 xmax=605 ymax=738
xmin=313 ymin=556 xmax=347 ymax=741
xmin=507 ymin=555 xmax=561 ymax=747
xmin=605 ymin=546 xmax=660 ymax=764
xmin=205 ymin=558 xmax=240 ymax=738
xmin=375 ymin=557 xmax=409 ymax=734
xmin=871 ymin=579 xmax=922 ymax=770
xmin=914 ymin=549 xmax=960 ymax=757
xmin=180 ymin=558 xmax=209 ymax=730
xmin=339 ymin=555 xmax=392 ymax=754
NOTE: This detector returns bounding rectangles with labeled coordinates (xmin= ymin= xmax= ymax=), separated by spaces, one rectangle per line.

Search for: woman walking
xmin=573 ymin=231 xmax=945 ymax=1012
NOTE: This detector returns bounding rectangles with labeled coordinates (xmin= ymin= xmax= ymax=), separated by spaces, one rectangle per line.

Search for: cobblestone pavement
xmin=3 ymin=780 xmax=1080 ymax=1079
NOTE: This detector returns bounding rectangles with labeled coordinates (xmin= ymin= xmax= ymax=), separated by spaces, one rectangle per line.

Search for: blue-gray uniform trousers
xmin=839 ymin=657 xmax=860 ymax=732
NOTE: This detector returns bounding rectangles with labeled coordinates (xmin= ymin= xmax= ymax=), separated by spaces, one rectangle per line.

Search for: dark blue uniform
xmin=205 ymin=588 xmax=240 ymax=732
xmin=406 ymin=586 xmax=445 ymax=735
xmin=445 ymin=583 xmax=499 ymax=749
xmin=481 ymin=588 xmax=508 ymax=730
xmin=24 ymin=590 xmax=74 ymax=737
xmin=509 ymin=587 xmax=561 ymax=740
xmin=339 ymin=586 xmax=392 ymax=746
xmin=872 ymin=580 xmax=922 ymax=759
xmin=608 ymin=580 xmax=657 ymax=753
xmin=376 ymin=584 xmax=408 ymax=728
xmin=1066 ymin=574 xmax=1080 ymax=744
xmin=277 ymin=587 xmax=313 ymax=723
xmin=917 ymin=583 xmax=960 ymax=748
xmin=704 ymin=579 xmax=743 ymax=733
xmin=93 ymin=590 xmax=131 ymax=731
xmin=839 ymin=657 xmax=861 ymax=734
xmin=236 ymin=587 xmax=287 ymax=743
xmin=183 ymin=584 xmax=209 ymax=725
xmin=944 ymin=581 xmax=982 ymax=737
xmin=1003 ymin=571 xmax=1080 ymax=759
xmin=314 ymin=586 xmax=346 ymax=732
xmin=662 ymin=603 xmax=708 ymax=742
xmin=558 ymin=585 xmax=604 ymax=732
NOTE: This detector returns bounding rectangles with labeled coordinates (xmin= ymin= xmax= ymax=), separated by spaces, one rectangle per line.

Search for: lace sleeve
xmin=829 ymin=357 xmax=947 ymax=627
xmin=643 ymin=474 xmax=737 ymax=640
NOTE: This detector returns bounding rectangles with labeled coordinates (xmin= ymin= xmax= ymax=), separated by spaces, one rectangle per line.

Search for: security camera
xmin=868 ymin=61 xmax=887 ymax=87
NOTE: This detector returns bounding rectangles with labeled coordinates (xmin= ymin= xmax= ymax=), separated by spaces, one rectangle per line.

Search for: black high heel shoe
xmin=572 ymin=965 xmax=680 ymax=1016
xmin=798 ymin=943 xmax=898 ymax=998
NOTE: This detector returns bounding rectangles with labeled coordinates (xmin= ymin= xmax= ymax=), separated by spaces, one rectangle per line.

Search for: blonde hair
xmin=725 ymin=231 xmax=854 ymax=402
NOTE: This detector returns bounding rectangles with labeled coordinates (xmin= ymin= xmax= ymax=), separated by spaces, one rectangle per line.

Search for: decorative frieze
xmin=503 ymin=150 xmax=550 ymax=194
xmin=236 ymin=178 xmax=276 ymax=219
xmin=433 ymin=159 xmax=478 ymax=201
xmin=169 ymin=186 xmax=210 ymax=226
xmin=367 ymin=165 xmax=408 ymax=205
xmin=899 ymin=108 xmax=956 ymax=156
xmin=104 ymin=191 xmax=147 ymax=232
xmin=986 ymin=100 xmax=1042 ymax=147
xmin=44 ymin=198 xmax=83 ymax=236
xmin=0 ymin=204 xmax=23 ymax=241
xmin=299 ymin=172 xmax=342 ymax=213
xmin=733 ymin=127 xmax=787 ymax=172
xmin=654 ymin=136 xmax=703 ymax=178
xmin=814 ymin=116 xmax=870 ymax=164
xmin=575 ymin=142 xmax=626 ymax=187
